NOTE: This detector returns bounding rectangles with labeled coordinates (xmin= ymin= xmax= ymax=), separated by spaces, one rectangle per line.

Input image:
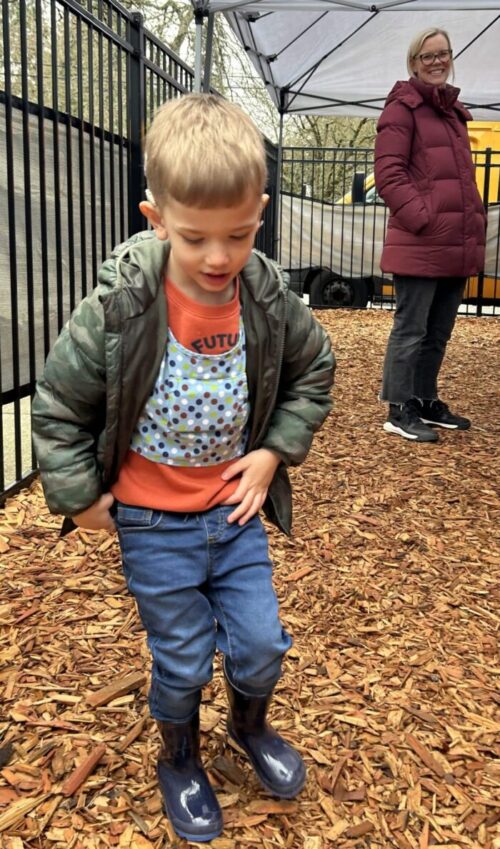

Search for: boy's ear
xmin=139 ymin=201 xmax=169 ymax=240
xmin=257 ymin=194 xmax=270 ymax=229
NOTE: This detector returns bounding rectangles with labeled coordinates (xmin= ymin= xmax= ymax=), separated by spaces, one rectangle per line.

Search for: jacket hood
xmin=385 ymin=78 xmax=471 ymax=122
xmin=97 ymin=230 xmax=287 ymax=311
xmin=98 ymin=231 xmax=168 ymax=296
xmin=241 ymin=249 xmax=288 ymax=306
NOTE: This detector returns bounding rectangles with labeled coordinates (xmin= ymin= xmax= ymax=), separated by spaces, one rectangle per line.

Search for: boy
xmin=32 ymin=94 xmax=335 ymax=842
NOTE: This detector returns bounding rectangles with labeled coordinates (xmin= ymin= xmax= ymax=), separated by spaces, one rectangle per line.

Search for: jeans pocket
xmin=115 ymin=503 xmax=162 ymax=532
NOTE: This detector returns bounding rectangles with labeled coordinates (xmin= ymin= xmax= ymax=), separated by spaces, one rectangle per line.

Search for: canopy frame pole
xmin=273 ymin=94 xmax=285 ymax=262
xmin=203 ymin=12 xmax=215 ymax=92
xmin=194 ymin=9 xmax=205 ymax=92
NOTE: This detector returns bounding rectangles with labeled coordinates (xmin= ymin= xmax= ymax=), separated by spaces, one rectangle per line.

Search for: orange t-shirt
xmin=111 ymin=278 xmax=244 ymax=511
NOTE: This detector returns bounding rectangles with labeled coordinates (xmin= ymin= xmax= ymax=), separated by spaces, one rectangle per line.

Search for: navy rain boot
xmin=225 ymin=676 xmax=306 ymax=798
xmin=157 ymin=711 xmax=223 ymax=842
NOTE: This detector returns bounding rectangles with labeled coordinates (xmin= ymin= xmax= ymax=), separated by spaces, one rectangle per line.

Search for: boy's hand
xmin=221 ymin=449 xmax=281 ymax=526
xmin=72 ymin=493 xmax=116 ymax=533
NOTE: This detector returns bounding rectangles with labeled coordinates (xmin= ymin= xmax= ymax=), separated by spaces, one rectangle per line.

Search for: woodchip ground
xmin=0 ymin=309 xmax=498 ymax=849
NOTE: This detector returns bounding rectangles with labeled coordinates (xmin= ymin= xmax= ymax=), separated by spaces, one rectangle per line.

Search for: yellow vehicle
xmin=468 ymin=122 xmax=500 ymax=204
xmin=465 ymin=122 xmax=500 ymax=302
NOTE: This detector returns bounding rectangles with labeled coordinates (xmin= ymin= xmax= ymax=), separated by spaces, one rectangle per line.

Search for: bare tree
xmin=284 ymin=114 xmax=376 ymax=149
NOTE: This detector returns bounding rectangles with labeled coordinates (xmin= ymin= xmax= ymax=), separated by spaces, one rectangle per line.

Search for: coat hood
xmin=385 ymin=78 xmax=472 ymax=122
xmin=97 ymin=230 xmax=287 ymax=311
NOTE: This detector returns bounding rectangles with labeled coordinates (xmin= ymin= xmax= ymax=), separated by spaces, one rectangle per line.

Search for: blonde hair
xmin=407 ymin=28 xmax=454 ymax=80
xmin=144 ymin=93 xmax=267 ymax=208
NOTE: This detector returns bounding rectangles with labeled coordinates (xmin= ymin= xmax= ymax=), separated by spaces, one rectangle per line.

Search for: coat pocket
xmin=392 ymin=192 xmax=431 ymax=235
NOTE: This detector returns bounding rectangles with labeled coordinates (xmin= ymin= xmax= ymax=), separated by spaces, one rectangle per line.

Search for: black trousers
xmin=381 ymin=274 xmax=466 ymax=404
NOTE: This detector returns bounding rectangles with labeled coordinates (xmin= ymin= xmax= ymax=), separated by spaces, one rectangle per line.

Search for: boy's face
xmin=140 ymin=192 xmax=269 ymax=304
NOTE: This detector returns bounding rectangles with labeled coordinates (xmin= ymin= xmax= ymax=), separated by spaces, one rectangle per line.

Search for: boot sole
xmin=383 ymin=421 xmax=438 ymax=442
xmin=420 ymin=417 xmax=470 ymax=430
xmin=227 ymin=730 xmax=306 ymax=799
xmin=174 ymin=824 xmax=223 ymax=843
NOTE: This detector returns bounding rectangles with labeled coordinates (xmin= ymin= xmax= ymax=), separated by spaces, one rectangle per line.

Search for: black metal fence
xmin=278 ymin=145 xmax=500 ymax=315
xmin=0 ymin=0 xmax=277 ymax=502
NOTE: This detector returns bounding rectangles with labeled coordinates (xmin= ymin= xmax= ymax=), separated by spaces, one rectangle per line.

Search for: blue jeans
xmin=381 ymin=275 xmax=466 ymax=404
xmin=115 ymin=503 xmax=292 ymax=722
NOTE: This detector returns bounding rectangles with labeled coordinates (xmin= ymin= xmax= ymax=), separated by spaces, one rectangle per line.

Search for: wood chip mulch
xmin=0 ymin=309 xmax=499 ymax=849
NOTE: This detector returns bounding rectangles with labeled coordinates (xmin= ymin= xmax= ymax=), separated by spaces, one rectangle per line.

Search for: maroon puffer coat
xmin=374 ymin=77 xmax=486 ymax=278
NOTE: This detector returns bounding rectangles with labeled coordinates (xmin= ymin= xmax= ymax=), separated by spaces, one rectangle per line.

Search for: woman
xmin=375 ymin=28 xmax=486 ymax=442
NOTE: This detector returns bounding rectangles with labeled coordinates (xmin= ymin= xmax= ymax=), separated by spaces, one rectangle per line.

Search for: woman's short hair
xmin=407 ymin=28 xmax=454 ymax=80
xmin=144 ymin=93 xmax=267 ymax=209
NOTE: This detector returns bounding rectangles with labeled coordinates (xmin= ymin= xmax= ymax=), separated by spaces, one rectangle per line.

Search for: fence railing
xmin=0 ymin=0 xmax=277 ymax=503
xmin=278 ymin=145 xmax=500 ymax=315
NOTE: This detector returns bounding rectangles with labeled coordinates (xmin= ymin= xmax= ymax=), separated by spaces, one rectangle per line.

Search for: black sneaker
xmin=419 ymin=399 xmax=471 ymax=430
xmin=383 ymin=400 xmax=438 ymax=442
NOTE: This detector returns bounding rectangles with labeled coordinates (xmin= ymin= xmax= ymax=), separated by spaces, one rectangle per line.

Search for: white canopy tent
xmin=190 ymin=1 xmax=500 ymax=121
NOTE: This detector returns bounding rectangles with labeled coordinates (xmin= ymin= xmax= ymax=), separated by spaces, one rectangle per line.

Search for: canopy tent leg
xmin=273 ymin=105 xmax=285 ymax=262
xmin=193 ymin=8 xmax=214 ymax=93
xmin=194 ymin=10 xmax=205 ymax=92
xmin=203 ymin=13 xmax=215 ymax=92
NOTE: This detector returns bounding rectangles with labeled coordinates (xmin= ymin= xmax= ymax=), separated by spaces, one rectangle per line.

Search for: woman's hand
xmin=73 ymin=493 xmax=116 ymax=533
xmin=221 ymin=449 xmax=281 ymax=526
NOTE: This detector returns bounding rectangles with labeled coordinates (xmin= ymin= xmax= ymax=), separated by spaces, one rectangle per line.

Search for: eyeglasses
xmin=415 ymin=49 xmax=452 ymax=66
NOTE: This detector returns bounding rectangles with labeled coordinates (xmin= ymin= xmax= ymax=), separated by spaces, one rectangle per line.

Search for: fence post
xmin=127 ymin=12 xmax=146 ymax=235
xmin=476 ymin=147 xmax=492 ymax=318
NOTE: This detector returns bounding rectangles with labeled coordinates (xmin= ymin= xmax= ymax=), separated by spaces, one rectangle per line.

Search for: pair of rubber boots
xmin=157 ymin=677 xmax=306 ymax=842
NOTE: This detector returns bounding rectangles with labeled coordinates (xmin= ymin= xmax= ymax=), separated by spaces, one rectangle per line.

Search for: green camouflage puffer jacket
xmin=32 ymin=231 xmax=335 ymax=534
